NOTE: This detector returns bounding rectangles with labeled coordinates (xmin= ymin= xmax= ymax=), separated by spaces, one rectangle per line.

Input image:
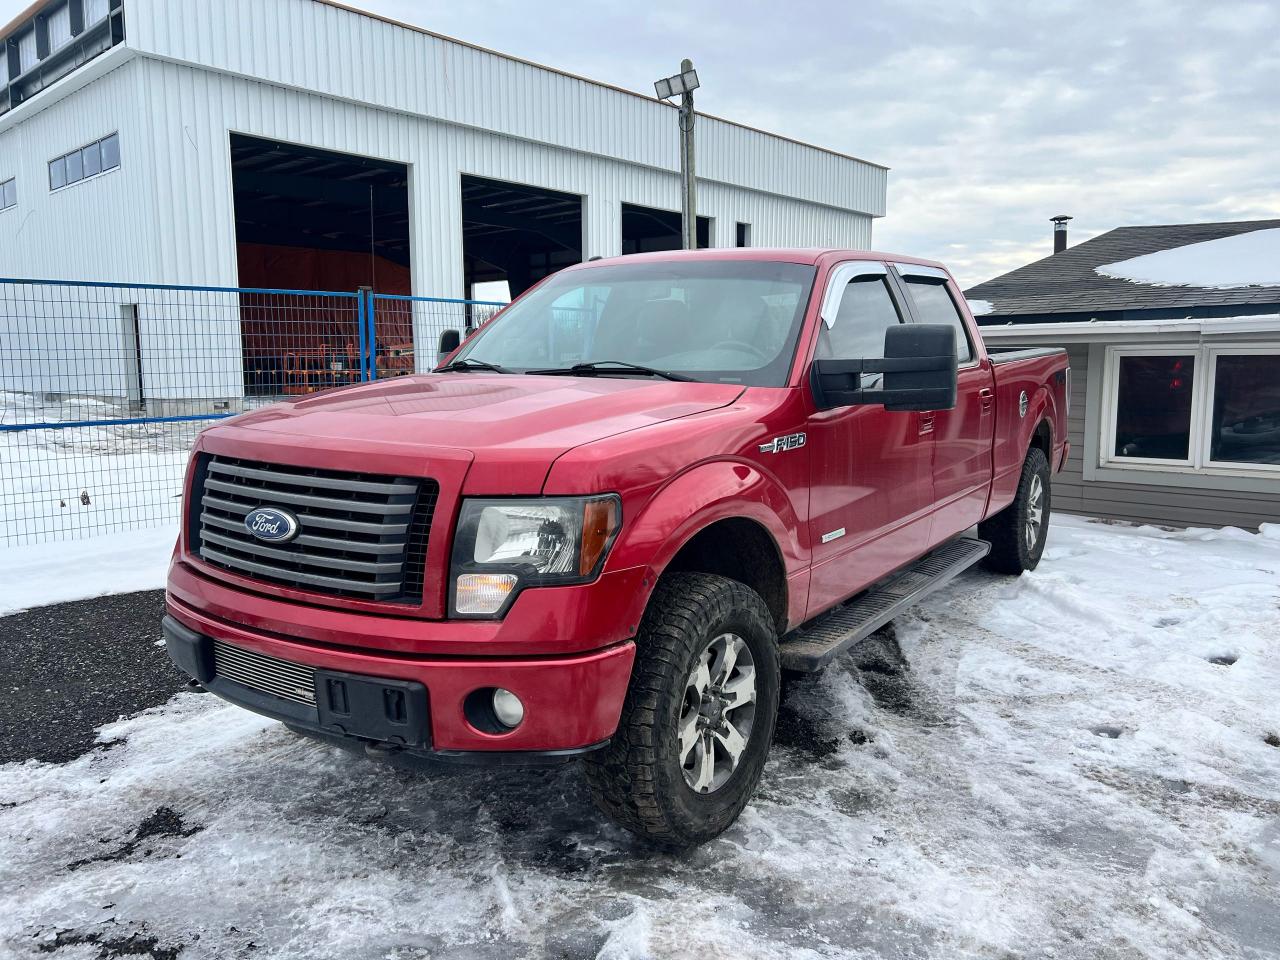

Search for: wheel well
xmin=1031 ymin=418 xmax=1052 ymax=460
xmin=663 ymin=518 xmax=788 ymax=633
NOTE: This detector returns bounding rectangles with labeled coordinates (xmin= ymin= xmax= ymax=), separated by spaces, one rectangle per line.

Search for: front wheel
xmin=980 ymin=445 xmax=1051 ymax=574
xmin=583 ymin=572 xmax=780 ymax=849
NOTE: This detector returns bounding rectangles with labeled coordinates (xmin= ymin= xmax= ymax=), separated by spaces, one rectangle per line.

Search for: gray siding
xmin=1039 ymin=345 xmax=1280 ymax=530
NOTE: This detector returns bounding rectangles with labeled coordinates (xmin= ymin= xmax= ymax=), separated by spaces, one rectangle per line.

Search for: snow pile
xmin=2 ymin=515 xmax=1279 ymax=958
xmin=966 ymin=298 xmax=994 ymax=316
xmin=0 ymin=526 xmax=176 ymax=616
xmin=1097 ymin=227 xmax=1280 ymax=288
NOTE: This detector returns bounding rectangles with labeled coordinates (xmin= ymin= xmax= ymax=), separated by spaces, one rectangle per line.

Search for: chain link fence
xmin=0 ymin=279 xmax=502 ymax=546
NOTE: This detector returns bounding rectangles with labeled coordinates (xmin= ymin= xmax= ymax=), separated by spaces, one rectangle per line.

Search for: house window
xmin=1207 ymin=352 xmax=1280 ymax=468
xmin=1113 ymin=353 xmax=1196 ymax=462
xmin=48 ymin=133 xmax=121 ymax=191
xmin=1 ymin=178 xmax=15 ymax=211
xmin=1102 ymin=344 xmax=1280 ymax=475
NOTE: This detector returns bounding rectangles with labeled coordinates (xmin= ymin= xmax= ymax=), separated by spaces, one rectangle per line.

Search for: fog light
xmin=455 ymin=573 xmax=518 ymax=614
xmin=492 ymin=688 xmax=525 ymax=728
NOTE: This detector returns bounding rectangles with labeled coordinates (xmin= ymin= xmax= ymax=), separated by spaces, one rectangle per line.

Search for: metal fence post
xmin=359 ymin=286 xmax=375 ymax=380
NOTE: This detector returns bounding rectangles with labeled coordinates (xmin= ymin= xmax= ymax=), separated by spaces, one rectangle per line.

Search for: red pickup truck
xmin=163 ymin=249 xmax=1068 ymax=847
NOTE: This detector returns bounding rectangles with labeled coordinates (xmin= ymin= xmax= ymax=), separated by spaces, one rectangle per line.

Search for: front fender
xmin=606 ymin=459 xmax=805 ymax=629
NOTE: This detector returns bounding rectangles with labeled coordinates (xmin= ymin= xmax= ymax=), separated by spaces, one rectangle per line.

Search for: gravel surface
xmin=0 ymin=590 xmax=183 ymax=764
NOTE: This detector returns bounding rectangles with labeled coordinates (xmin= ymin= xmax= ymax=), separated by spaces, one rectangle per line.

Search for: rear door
xmin=892 ymin=264 xmax=995 ymax=542
xmin=804 ymin=262 xmax=935 ymax=616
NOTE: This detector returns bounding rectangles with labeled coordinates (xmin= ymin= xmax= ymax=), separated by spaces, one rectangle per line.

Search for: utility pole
xmin=654 ymin=60 xmax=702 ymax=250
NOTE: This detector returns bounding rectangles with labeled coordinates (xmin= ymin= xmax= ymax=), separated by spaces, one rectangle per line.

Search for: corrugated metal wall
xmin=124 ymin=0 xmax=886 ymax=217
xmin=0 ymin=53 xmax=878 ymax=294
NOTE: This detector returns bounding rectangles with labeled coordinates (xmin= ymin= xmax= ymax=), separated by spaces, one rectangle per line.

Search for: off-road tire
xmin=583 ymin=572 xmax=780 ymax=848
xmin=980 ymin=446 xmax=1051 ymax=574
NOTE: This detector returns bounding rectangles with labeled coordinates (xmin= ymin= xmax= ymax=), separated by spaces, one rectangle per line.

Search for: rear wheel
xmin=583 ymin=572 xmax=780 ymax=849
xmin=980 ymin=446 xmax=1051 ymax=574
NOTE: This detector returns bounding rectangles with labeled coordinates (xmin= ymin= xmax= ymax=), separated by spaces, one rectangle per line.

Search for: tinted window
xmin=817 ymin=276 xmax=902 ymax=365
xmin=0 ymin=178 xmax=15 ymax=210
xmin=48 ymin=158 xmax=66 ymax=190
xmin=1114 ymin=355 xmax=1195 ymax=460
xmin=903 ymin=278 xmax=973 ymax=363
xmin=1209 ymin=353 xmax=1280 ymax=465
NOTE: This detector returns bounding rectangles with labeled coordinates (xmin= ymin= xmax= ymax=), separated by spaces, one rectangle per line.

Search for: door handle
xmin=918 ymin=414 xmax=935 ymax=435
xmin=978 ymin=387 xmax=995 ymax=411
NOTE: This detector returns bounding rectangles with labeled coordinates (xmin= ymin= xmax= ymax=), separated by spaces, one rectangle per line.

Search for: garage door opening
xmin=621 ymin=203 xmax=711 ymax=254
xmin=230 ymin=134 xmax=411 ymax=393
xmin=462 ymin=175 xmax=583 ymax=302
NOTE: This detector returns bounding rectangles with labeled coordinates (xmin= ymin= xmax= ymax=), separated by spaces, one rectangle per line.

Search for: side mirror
xmin=437 ymin=329 xmax=462 ymax=366
xmin=811 ymin=323 xmax=958 ymax=412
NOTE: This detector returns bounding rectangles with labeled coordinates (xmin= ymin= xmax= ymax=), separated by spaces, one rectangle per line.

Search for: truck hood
xmin=217 ymin=373 xmax=745 ymax=493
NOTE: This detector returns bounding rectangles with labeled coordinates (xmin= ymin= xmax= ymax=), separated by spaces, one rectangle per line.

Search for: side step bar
xmin=778 ymin=536 xmax=991 ymax=673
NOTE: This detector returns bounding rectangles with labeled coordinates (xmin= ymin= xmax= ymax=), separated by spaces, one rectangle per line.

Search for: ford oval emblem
xmin=244 ymin=506 xmax=300 ymax=543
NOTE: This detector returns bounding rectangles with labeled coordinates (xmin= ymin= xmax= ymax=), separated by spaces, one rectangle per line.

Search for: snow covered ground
xmin=0 ymin=391 xmax=206 ymax=546
xmin=0 ymin=525 xmax=176 ymax=616
xmin=1 ymin=515 xmax=1279 ymax=959
xmin=1097 ymin=227 xmax=1280 ymax=289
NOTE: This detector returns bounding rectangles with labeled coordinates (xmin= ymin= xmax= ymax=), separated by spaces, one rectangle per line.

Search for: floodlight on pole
xmin=653 ymin=59 xmax=700 ymax=250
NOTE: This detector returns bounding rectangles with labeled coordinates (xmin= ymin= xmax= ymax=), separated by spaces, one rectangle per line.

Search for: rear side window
xmin=902 ymin=278 xmax=973 ymax=363
xmin=817 ymin=276 xmax=902 ymax=360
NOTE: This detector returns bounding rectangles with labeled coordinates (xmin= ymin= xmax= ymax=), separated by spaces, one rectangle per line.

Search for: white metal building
xmin=0 ymin=0 xmax=888 ymax=300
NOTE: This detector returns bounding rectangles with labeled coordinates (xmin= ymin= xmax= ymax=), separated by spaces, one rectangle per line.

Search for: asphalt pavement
xmin=0 ymin=590 xmax=183 ymax=764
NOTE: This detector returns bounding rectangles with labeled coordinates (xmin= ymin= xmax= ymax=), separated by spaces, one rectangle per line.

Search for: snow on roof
xmin=1097 ymin=227 xmax=1280 ymax=289
xmin=966 ymin=299 xmax=994 ymax=316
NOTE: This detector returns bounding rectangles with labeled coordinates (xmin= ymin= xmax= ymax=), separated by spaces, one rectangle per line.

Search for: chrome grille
xmin=192 ymin=455 xmax=438 ymax=602
xmin=212 ymin=640 xmax=317 ymax=706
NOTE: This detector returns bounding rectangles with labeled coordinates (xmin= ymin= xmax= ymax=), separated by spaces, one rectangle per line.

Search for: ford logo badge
xmin=244 ymin=506 xmax=300 ymax=543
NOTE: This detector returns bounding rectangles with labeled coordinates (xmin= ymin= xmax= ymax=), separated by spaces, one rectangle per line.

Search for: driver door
xmin=805 ymin=262 xmax=936 ymax=617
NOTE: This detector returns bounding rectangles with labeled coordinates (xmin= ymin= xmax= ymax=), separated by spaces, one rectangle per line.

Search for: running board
xmin=778 ymin=536 xmax=991 ymax=673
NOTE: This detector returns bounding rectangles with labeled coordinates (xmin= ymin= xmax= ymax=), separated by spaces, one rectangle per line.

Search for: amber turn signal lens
xmin=579 ymin=498 xmax=620 ymax=576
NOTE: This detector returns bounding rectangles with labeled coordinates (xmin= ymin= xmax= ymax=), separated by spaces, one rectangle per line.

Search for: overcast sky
xmin=4 ymin=0 xmax=1276 ymax=287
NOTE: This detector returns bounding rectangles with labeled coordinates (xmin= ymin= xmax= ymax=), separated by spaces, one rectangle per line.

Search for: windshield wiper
xmin=434 ymin=358 xmax=512 ymax=374
xmin=526 ymin=360 xmax=694 ymax=382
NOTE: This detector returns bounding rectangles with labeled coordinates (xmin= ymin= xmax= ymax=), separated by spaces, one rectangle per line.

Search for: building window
xmin=736 ymin=222 xmax=751 ymax=247
xmin=48 ymin=133 xmax=120 ymax=191
xmin=1102 ymin=344 xmax=1280 ymax=475
xmin=0 ymin=178 xmax=15 ymax=211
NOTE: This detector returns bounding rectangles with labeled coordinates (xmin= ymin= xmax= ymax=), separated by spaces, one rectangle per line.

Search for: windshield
xmin=452 ymin=260 xmax=817 ymax=386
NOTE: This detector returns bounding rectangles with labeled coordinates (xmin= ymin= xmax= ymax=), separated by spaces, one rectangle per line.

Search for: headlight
xmin=450 ymin=496 xmax=621 ymax=617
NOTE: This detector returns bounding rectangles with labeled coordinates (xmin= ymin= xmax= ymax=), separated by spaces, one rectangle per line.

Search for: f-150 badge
xmin=759 ymin=433 xmax=806 ymax=454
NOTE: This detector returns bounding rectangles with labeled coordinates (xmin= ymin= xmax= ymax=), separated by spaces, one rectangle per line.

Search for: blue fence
xmin=0 ymin=279 xmax=503 ymax=546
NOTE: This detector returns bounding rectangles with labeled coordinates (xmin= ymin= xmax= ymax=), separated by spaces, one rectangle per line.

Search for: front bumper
xmin=163 ymin=602 xmax=635 ymax=761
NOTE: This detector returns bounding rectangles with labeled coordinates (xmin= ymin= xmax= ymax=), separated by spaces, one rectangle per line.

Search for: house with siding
xmin=967 ymin=219 xmax=1280 ymax=531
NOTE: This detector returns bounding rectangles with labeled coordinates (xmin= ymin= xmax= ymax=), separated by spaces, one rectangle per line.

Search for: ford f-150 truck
xmin=163 ymin=248 xmax=1068 ymax=847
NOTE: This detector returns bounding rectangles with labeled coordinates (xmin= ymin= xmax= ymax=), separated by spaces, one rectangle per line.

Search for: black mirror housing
xmin=437 ymin=329 xmax=462 ymax=366
xmin=811 ymin=323 xmax=958 ymax=412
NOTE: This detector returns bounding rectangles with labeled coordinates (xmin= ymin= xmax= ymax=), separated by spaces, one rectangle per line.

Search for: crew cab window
xmin=816 ymin=276 xmax=902 ymax=362
xmin=902 ymin=277 xmax=973 ymax=363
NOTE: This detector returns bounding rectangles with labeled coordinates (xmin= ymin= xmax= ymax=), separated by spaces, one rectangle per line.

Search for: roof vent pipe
xmin=1051 ymin=215 xmax=1073 ymax=254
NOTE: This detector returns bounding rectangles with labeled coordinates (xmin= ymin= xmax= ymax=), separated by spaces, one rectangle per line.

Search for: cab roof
xmin=566 ymin=247 xmax=951 ymax=274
